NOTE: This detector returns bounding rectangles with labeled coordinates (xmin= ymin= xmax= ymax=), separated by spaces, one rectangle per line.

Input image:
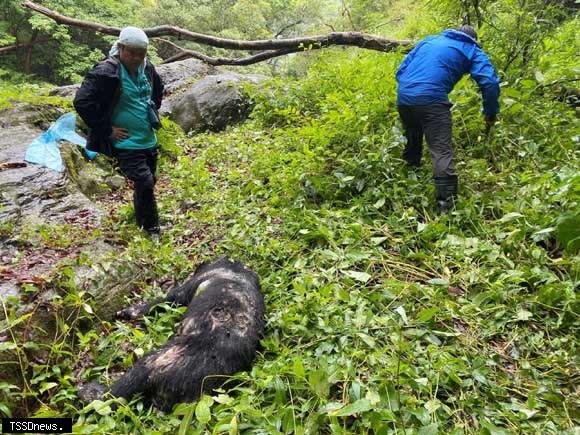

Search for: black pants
xmin=115 ymin=146 xmax=159 ymax=231
xmin=397 ymin=103 xmax=456 ymax=177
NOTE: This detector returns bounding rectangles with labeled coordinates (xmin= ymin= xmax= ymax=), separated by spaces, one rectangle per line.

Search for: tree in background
xmin=1 ymin=0 xmax=577 ymax=85
xmin=428 ymin=0 xmax=578 ymax=77
xmin=0 ymin=0 xmax=145 ymax=84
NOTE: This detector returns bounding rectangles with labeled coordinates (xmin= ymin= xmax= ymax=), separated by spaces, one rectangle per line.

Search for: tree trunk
xmin=24 ymin=30 xmax=38 ymax=74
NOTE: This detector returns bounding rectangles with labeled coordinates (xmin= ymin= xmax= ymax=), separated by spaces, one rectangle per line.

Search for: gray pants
xmin=397 ymin=103 xmax=456 ymax=177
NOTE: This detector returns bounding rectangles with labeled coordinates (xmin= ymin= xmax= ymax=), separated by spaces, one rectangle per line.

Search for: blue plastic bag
xmin=24 ymin=113 xmax=97 ymax=172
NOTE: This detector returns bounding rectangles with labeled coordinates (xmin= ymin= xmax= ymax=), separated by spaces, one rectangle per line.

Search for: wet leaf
xmin=329 ymin=399 xmax=373 ymax=416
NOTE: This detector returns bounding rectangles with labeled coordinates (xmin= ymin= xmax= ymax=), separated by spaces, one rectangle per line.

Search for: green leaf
xmin=481 ymin=419 xmax=510 ymax=435
xmin=195 ymin=396 xmax=213 ymax=424
xmin=83 ymin=303 xmax=93 ymax=314
xmin=293 ymin=357 xmax=305 ymax=378
xmin=178 ymin=403 xmax=195 ymax=435
xmin=427 ymin=278 xmax=448 ymax=286
xmin=214 ymin=394 xmax=234 ymax=405
xmin=0 ymin=402 xmax=12 ymax=417
xmin=395 ymin=306 xmax=408 ymax=324
xmin=418 ymin=423 xmax=439 ymax=435
xmin=229 ymin=414 xmax=238 ymax=435
xmin=39 ymin=382 xmax=58 ymax=393
xmin=373 ymin=198 xmax=385 ymax=208
xmin=556 ymin=212 xmax=580 ymax=253
xmin=309 ymin=370 xmax=330 ymax=398
xmin=92 ymin=400 xmax=112 ymax=416
xmin=424 ymin=399 xmax=441 ymax=413
xmin=343 ymin=270 xmax=372 ymax=283
xmin=370 ymin=236 xmax=388 ymax=245
xmin=499 ymin=212 xmax=524 ymax=222
xmin=365 ymin=390 xmax=381 ymax=405
xmin=356 ymin=332 xmax=376 ymax=347
xmin=417 ymin=307 xmax=438 ymax=322
xmin=329 ymin=399 xmax=372 ymax=416
xmin=516 ymin=309 xmax=533 ymax=321
xmin=532 ymin=227 xmax=555 ymax=237
xmin=0 ymin=342 xmax=17 ymax=351
xmin=534 ymin=71 xmax=545 ymax=83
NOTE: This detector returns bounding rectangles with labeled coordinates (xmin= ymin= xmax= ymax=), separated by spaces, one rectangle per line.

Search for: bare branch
xmin=160 ymin=47 xmax=304 ymax=66
xmin=341 ymin=0 xmax=357 ymax=31
xmin=0 ymin=38 xmax=48 ymax=54
xmin=0 ymin=44 xmax=22 ymax=54
xmin=154 ymin=38 xmax=304 ymax=66
xmin=21 ymin=0 xmax=412 ymax=56
xmin=274 ymin=20 xmax=304 ymax=39
xmin=322 ymin=22 xmax=337 ymax=32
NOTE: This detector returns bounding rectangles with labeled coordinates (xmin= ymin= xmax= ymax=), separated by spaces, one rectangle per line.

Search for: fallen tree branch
xmin=22 ymin=0 xmax=412 ymax=65
xmin=155 ymin=38 xmax=302 ymax=66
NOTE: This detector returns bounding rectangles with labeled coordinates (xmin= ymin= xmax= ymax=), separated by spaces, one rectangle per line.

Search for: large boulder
xmin=167 ymin=72 xmax=265 ymax=133
xmin=154 ymin=58 xmax=218 ymax=97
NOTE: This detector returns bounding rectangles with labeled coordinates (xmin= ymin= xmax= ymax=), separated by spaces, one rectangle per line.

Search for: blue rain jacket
xmin=396 ymin=30 xmax=500 ymax=115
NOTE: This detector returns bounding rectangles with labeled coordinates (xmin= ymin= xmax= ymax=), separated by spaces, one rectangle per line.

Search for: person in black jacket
xmin=74 ymin=26 xmax=164 ymax=239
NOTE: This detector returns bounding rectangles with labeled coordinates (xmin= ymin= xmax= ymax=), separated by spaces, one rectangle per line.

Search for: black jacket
xmin=73 ymin=56 xmax=164 ymax=157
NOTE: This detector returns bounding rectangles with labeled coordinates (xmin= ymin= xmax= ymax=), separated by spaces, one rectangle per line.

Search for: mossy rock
xmin=0 ymin=102 xmax=67 ymax=129
xmin=60 ymin=142 xmax=119 ymax=198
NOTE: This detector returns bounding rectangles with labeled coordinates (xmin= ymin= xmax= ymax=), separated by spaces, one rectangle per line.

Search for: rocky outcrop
xmin=167 ymin=72 xmax=265 ymax=133
xmin=0 ymin=102 xmax=140 ymax=399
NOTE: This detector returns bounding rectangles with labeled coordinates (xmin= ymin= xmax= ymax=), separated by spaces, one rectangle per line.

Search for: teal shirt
xmin=111 ymin=63 xmax=157 ymax=150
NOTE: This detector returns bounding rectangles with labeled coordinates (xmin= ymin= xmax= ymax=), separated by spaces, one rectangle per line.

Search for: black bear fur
xmin=78 ymin=257 xmax=264 ymax=411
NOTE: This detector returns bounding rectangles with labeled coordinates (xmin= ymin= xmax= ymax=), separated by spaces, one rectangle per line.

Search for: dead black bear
xmin=78 ymin=257 xmax=264 ymax=411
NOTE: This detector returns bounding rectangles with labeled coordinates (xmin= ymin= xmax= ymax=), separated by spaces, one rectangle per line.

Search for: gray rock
xmin=0 ymin=102 xmax=136 ymax=397
xmin=48 ymin=84 xmax=80 ymax=99
xmin=155 ymin=58 xmax=218 ymax=96
xmin=60 ymin=142 xmax=115 ymax=198
xmin=0 ymin=103 xmax=66 ymax=129
xmin=105 ymin=174 xmax=125 ymax=190
xmin=168 ymin=72 xmax=265 ymax=133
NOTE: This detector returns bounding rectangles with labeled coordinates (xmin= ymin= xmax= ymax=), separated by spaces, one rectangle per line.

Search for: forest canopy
xmin=2 ymin=0 xmax=576 ymax=83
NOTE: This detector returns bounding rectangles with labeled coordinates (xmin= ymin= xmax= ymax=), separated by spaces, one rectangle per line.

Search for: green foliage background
xmin=0 ymin=0 xmax=579 ymax=433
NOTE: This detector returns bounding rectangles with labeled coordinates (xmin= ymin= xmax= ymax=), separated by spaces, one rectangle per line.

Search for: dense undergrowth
xmin=1 ymin=17 xmax=579 ymax=435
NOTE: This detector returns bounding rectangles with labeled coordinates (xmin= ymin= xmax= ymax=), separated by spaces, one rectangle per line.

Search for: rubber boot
xmin=434 ymin=175 xmax=458 ymax=213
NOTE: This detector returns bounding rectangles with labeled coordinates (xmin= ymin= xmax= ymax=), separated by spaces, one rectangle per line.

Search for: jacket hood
xmin=442 ymin=29 xmax=480 ymax=47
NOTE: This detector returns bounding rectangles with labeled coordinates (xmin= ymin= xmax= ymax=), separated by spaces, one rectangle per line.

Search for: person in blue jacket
xmin=396 ymin=25 xmax=500 ymax=212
